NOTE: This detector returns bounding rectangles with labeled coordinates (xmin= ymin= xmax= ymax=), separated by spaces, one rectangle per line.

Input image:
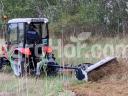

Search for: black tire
xmin=0 ymin=57 xmax=10 ymax=70
xmin=0 ymin=57 xmax=3 ymax=70
xmin=46 ymin=62 xmax=59 ymax=76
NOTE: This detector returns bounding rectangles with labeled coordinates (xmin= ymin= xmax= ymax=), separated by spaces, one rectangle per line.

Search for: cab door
xmin=4 ymin=23 xmax=25 ymax=57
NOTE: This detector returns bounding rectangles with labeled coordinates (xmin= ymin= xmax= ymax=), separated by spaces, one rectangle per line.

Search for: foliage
xmin=0 ymin=0 xmax=128 ymax=35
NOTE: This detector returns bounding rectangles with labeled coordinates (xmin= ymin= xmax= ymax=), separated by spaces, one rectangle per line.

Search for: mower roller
xmin=0 ymin=18 xmax=116 ymax=81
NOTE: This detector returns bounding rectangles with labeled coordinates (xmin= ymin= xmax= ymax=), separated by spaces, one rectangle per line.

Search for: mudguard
xmin=15 ymin=48 xmax=31 ymax=56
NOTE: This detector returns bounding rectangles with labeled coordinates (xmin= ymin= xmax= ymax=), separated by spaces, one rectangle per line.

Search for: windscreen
xmin=27 ymin=23 xmax=47 ymax=37
xmin=26 ymin=23 xmax=48 ymax=44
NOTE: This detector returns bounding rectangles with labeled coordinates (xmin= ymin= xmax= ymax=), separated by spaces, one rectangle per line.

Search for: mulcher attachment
xmin=75 ymin=56 xmax=116 ymax=81
xmin=44 ymin=56 xmax=116 ymax=81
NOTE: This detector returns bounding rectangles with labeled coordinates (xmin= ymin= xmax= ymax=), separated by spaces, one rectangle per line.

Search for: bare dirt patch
xmin=69 ymin=59 xmax=128 ymax=96
xmin=70 ymin=81 xmax=128 ymax=96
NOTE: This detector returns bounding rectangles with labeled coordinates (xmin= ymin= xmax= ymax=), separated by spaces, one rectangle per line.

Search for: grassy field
xmin=0 ymin=37 xmax=128 ymax=96
xmin=68 ymin=37 xmax=128 ymax=96
xmin=0 ymin=72 xmax=76 ymax=96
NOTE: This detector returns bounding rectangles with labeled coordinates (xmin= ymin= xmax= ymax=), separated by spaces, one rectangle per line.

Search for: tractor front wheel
xmin=11 ymin=58 xmax=25 ymax=77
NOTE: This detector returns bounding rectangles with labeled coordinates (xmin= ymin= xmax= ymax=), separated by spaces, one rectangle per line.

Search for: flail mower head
xmin=0 ymin=18 xmax=116 ymax=81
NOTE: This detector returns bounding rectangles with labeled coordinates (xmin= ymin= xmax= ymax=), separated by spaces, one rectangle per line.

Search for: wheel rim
xmin=11 ymin=59 xmax=23 ymax=76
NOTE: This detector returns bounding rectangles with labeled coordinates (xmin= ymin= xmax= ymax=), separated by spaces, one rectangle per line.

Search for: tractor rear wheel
xmin=46 ymin=62 xmax=59 ymax=76
xmin=0 ymin=57 xmax=3 ymax=70
xmin=0 ymin=57 xmax=10 ymax=70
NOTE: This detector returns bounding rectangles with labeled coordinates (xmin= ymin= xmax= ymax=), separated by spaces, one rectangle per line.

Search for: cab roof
xmin=8 ymin=18 xmax=48 ymax=23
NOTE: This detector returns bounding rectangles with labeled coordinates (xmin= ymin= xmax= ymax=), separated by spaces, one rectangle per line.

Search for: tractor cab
xmin=6 ymin=18 xmax=49 ymax=48
xmin=1 ymin=18 xmax=52 ymax=76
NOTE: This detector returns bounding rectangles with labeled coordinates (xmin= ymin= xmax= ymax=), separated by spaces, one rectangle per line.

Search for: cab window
xmin=8 ymin=23 xmax=18 ymax=43
xmin=42 ymin=23 xmax=47 ymax=38
xmin=18 ymin=23 xmax=24 ymax=43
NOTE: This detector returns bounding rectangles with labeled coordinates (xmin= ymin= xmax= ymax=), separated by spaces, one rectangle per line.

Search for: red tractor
xmin=0 ymin=18 xmax=116 ymax=81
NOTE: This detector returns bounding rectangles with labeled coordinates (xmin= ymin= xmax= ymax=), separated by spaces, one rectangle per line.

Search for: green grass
xmin=0 ymin=73 xmax=76 ymax=96
xmin=52 ymin=38 xmax=111 ymax=65
xmin=53 ymin=37 xmax=128 ymax=65
xmin=0 ymin=37 xmax=127 ymax=96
